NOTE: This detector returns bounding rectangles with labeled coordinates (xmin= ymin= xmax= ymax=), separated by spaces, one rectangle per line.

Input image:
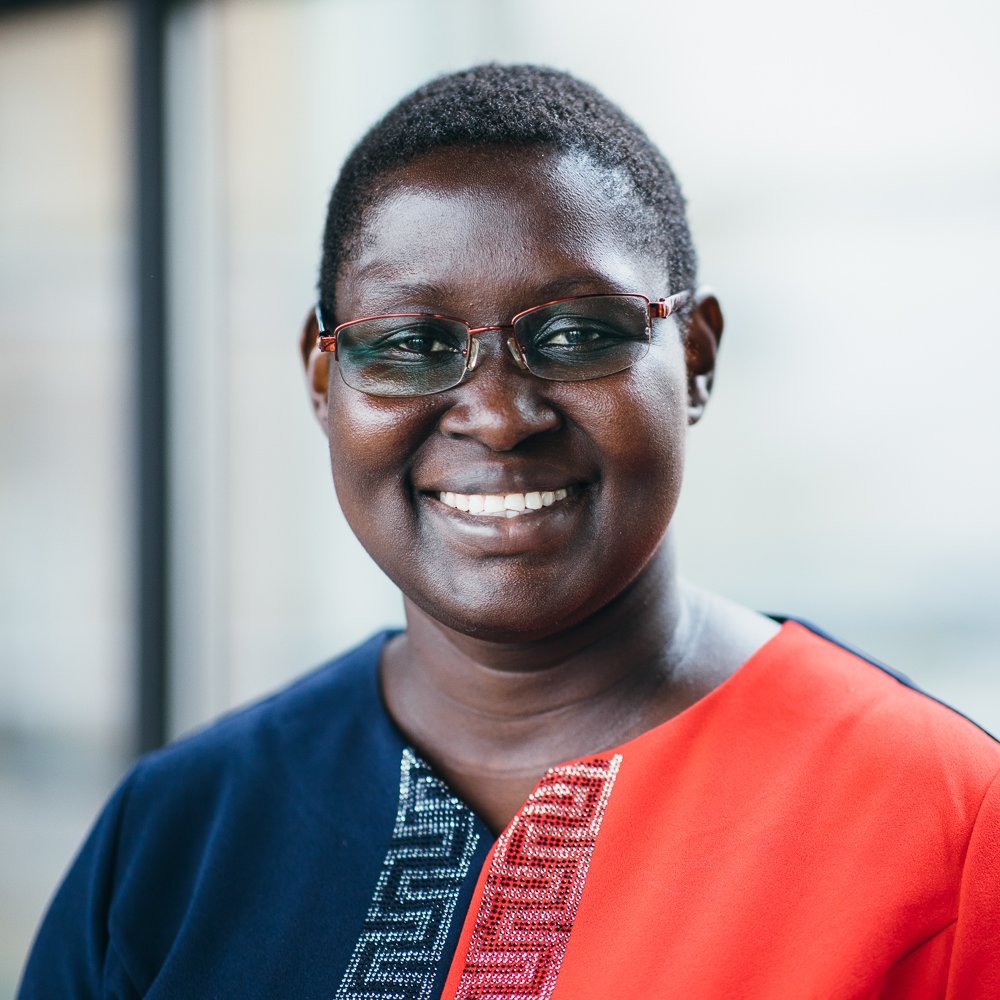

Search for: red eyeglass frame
xmin=313 ymin=290 xmax=692 ymax=360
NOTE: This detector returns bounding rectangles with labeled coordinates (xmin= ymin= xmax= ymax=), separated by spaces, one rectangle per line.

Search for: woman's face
xmin=316 ymin=146 xmax=705 ymax=641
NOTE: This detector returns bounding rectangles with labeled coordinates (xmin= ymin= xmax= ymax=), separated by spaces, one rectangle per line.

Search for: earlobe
xmin=299 ymin=308 xmax=330 ymax=430
xmin=684 ymin=288 xmax=724 ymax=426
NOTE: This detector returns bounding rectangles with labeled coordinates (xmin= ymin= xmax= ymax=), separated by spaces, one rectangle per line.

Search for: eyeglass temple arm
xmin=314 ymin=303 xmax=337 ymax=352
xmin=650 ymin=290 xmax=692 ymax=319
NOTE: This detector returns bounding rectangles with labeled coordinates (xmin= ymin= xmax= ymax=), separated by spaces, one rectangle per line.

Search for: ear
xmin=683 ymin=287 xmax=724 ymax=425
xmin=299 ymin=307 xmax=330 ymax=430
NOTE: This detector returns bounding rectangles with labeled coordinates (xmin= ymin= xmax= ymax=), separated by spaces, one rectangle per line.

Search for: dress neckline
xmin=369 ymin=619 xmax=797 ymax=839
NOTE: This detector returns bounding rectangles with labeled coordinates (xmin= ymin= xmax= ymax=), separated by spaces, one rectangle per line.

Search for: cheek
xmin=578 ymin=346 xmax=689 ymax=494
xmin=325 ymin=385 xmax=432 ymax=510
xmin=585 ymin=357 xmax=689 ymax=591
xmin=325 ymin=393 xmax=432 ymax=594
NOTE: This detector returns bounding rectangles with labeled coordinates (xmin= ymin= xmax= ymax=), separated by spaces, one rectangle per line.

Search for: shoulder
xmin=131 ymin=629 xmax=394 ymax=789
xmin=110 ymin=628 xmax=401 ymax=889
xmin=766 ymin=620 xmax=1000 ymax=991
xmin=771 ymin=618 xmax=997 ymax=744
xmin=18 ymin=632 xmax=406 ymax=996
xmin=754 ymin=618 xmax=1000 ymax=816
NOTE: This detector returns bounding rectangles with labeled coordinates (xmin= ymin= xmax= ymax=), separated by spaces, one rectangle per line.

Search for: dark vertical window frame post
xmin=133 ymin=0 xmax=172 ymax=753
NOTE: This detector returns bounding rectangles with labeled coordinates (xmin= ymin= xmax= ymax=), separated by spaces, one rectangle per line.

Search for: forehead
xmin=336 ymin=146 xmax=664 ymax=318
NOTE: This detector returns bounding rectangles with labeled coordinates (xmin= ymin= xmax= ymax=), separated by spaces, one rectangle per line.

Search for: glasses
xmin=314 ymin=291 xmax=690 ymax=398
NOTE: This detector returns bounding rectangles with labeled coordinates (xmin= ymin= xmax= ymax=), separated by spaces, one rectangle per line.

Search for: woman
xmin=19 ymin=65 xmax=1000 ymax=999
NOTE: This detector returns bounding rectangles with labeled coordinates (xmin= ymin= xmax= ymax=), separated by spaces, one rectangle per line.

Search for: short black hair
xmin=319 ymin=63 xmax=696 ymax=321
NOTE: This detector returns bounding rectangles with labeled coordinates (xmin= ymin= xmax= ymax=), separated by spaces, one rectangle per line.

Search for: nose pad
xmin=465 ymin=338 xmax=481 ymax=372
xmin=506 ymin=335 xmax=528 ymax=370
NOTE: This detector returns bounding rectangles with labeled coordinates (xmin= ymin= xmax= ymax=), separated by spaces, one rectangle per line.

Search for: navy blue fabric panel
xmin=17 ymin=631 xmax=492 ymax=999
xmin=18 ymin=780 xmax=132 ymax=998
xmin=773 ymin=615 xmax=998 ymax=743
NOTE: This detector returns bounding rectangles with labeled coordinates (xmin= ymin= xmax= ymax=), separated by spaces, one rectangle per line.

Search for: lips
xmin=438 ymin=488 xmax=571 ymax=517
xmin=419 ymin=480 xmax=585 ymax=556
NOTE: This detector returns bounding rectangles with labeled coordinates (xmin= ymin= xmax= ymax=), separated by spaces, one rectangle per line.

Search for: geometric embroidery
xmin=452 ymin=754 xmax=622 ymax=1000
xmin=335 ymin=748 xmax=481 ymax=1000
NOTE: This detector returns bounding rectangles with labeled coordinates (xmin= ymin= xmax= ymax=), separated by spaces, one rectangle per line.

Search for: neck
xmin=380 ymin=537 xmax=705 ymax=782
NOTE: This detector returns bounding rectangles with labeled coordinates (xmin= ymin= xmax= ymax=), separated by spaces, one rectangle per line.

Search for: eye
xmin=392 ymin=332 xmax=461 ymax=355
xmin=368 ymin=323 xmax=465 ymax=359
xmin=541 ymin=326 xmax=606 ymax=347
xmin=533 ymin=318 xmax=629 ymax=352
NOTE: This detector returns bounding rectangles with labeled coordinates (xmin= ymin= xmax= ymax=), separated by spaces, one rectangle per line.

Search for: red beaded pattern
xmin=454 ymin=754 xmax=622 ymax=999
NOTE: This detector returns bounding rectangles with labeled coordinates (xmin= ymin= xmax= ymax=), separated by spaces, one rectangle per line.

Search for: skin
xmin=301 ymin=145 xmax=778 ymax=832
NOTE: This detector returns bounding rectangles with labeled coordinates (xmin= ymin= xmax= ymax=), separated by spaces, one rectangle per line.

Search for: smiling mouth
xmin=436 ymin=487 xmax=573 ymax=518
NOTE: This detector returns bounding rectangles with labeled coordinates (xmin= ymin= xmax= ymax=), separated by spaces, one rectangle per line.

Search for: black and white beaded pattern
xmin=335 ymin=748 xmax=481 ymax=1000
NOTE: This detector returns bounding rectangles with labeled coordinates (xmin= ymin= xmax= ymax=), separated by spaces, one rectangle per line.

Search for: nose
xmin=438 ymin=330 xmax=561 ymax=451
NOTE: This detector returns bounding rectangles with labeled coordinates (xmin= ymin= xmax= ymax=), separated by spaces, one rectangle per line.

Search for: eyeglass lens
xmin=336 ymin=315 xmax=470 ymax=397
xmin=335 ymin=294 xmax=651 ymax=397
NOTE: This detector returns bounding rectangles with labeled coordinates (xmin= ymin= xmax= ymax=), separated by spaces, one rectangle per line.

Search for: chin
xmin=404 ymin=570 xmax=637 ymax=645
xmin=428 ymin=611 xmax=584 ymax=645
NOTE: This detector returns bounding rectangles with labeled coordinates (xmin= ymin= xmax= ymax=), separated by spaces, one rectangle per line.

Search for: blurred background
xmin=1 ymin=0 xmax=997 ymax=990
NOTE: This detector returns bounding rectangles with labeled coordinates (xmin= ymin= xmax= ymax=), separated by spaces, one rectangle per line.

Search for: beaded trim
xmin=336 ymin=748 xmax=481 ymax=1000
xmin=453 ymin=754 xmax=622 ymax=999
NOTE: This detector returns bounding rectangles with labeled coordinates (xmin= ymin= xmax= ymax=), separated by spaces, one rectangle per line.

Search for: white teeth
xmin=437 ymin=488 xmax=574 ymax=516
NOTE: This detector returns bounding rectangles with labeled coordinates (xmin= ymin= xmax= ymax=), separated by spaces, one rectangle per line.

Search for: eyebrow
xmin=535 ymin=273 xmax=626 ymax=299
xmin=372 ymin=281 xmax=451 ymax=303
xmin=344 ymin=264 xmax=451 ymax=301
xmin=374 ymin=273 xmax=621 ymax=302
xmin=346 ymin=270 xmax=627 ymax=312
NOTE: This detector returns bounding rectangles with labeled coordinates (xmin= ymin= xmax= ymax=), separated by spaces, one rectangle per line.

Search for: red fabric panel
xmin=869 ymin=923 xmax=953 ymax=997
xmin=945 ymin=769 xmax=1000 ymax=998
xmin=443 ymin=623 xmax=1000 ymax=998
